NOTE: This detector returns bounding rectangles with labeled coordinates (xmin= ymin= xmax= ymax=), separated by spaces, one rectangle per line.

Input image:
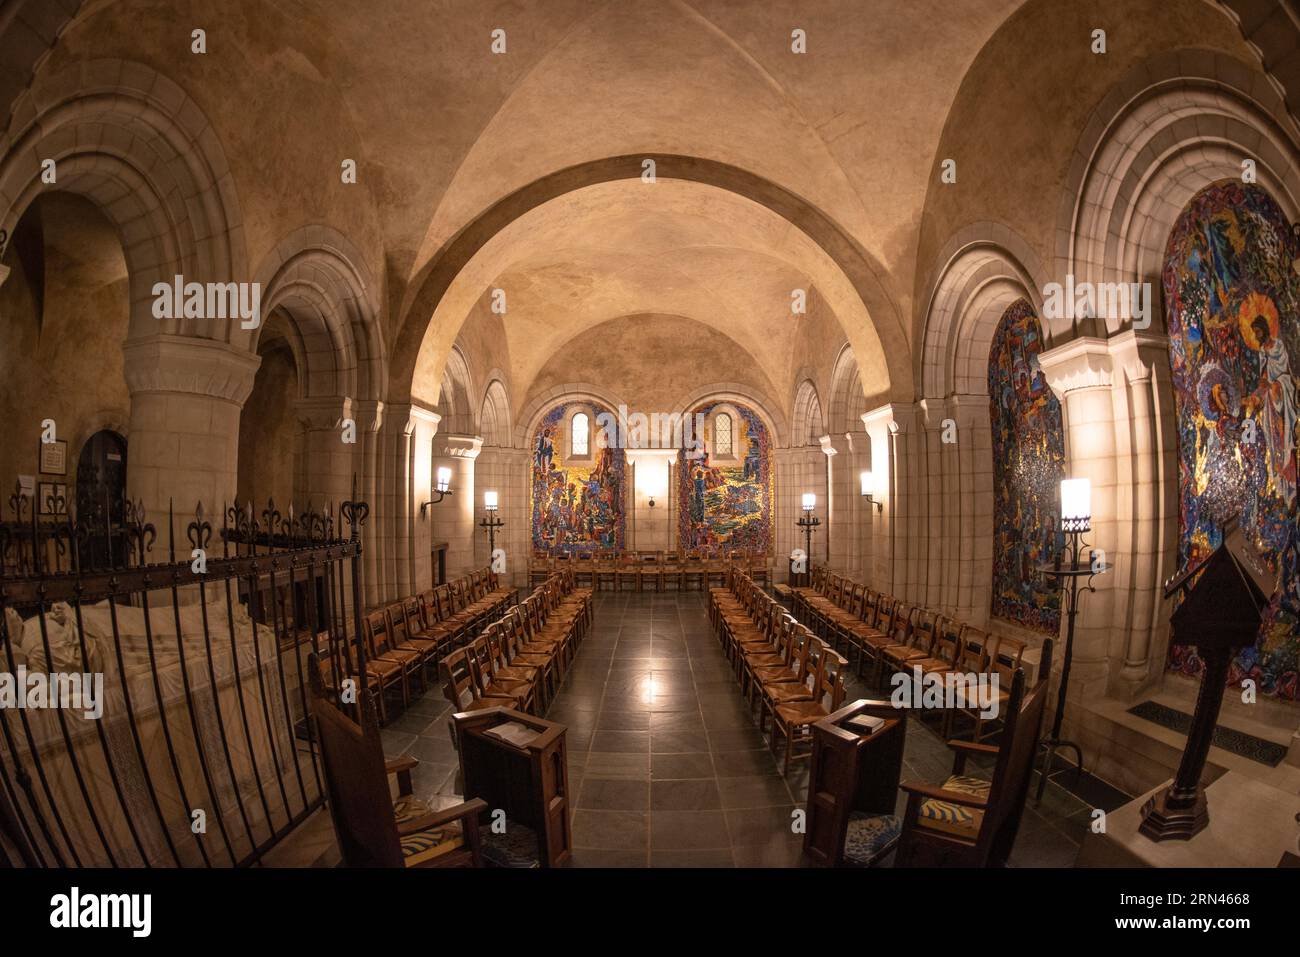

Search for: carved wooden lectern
xmin=451 ymin=707 xmax=572 ymax=866
xmin=1144 ymin=522 xmax=1272 ymax=841
xmin=802 ymin=699 xmax=906 ymax=867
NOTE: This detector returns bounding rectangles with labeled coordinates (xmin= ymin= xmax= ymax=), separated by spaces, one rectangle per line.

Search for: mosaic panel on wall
xmin=531 ymin=404 xmax=625 ymax=554
xmin=1163 ymin=180 xmax=1300 ymax=700
xmin=677 ymin=402 xmax=772 ymax=553
xmin=988 ymin=298 xmax=1065 ymax=635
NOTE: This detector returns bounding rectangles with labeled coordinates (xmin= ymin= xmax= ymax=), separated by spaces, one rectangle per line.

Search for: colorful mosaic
xmin=988 ymin=298 xmax=1065 ymax=634
xmin=677 ymin=402 xmax=772 ymax=552
xmin=530 ymin=404 xmax=625 ymax=554
xmin=1162 ymin=180 xmax=1300 ymax=700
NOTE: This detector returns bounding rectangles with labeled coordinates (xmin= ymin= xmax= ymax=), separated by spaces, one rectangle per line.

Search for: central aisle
xmin=546 ymin=590 xmax=807 ymax=867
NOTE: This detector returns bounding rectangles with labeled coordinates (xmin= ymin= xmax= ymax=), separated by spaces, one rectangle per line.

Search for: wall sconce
xmin=859 ymin=470 xmax=882 ymax=512
xmin=420 ymin=466 xmax=454 ymax=516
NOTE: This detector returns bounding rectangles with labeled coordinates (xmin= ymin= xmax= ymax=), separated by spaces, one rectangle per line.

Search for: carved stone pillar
xmin=123 ymin=334 xmax=260 ymax=534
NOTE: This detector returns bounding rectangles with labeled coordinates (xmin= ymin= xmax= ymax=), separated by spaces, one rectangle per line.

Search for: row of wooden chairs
xmin=788 ymin=566 xmax=1027 ymax=740
xmin=438 ymin=569 xmax=594 ymax=719
xmin=318 ymin=568 xmax=518 ymax=724
xmin=530 ymin=549 xmax=772 ymax=590
xmin=709 ymin=568 xmax=849 ymax=773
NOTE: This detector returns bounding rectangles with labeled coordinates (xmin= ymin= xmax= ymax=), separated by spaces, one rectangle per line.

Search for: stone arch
xmin=1057 ymin=48 xmax=1300 ymax=340
xmin=791 ymin=379 xmax=824 ymax=447
xmin=479 ymin=376 xmax=511 ymax=448
xmin=918 ymin=223 xmax=1047 ymax=402
xmin=668 ymin=382 xmax=787 ymax=451
xmin=0 ymin=59 xmax=248 ymax=344
xmin=248 ymin=225 xmax=384 ymax=402
xmin=515 ymin=384 xmax=629 ymax=451
xmin=392 ymin=154 xmax=908 ymax=410
xmin=437 ymin=344 xmax=476 ymax=435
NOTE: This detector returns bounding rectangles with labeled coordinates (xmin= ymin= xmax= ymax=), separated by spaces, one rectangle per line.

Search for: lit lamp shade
xmin=859 ymin=470 xmax=873 ymax=497
xmin=436 ymin=466 xmax=452 ymax=493
xmin=484 ymin=490 xmax=498 ymax=511
xmin=801 ymin=493 xmax=816 ymax=511
xmin=1060 ymin=478 xmax=1091 ymax=532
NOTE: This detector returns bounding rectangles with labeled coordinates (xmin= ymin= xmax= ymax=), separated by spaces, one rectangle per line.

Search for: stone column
xmin=1037 ymin=337 xmax=1117 ymax=701
xmin=1107 ymin=330 xmax=1176 ymax=697
xmin=473 ymin=445 xmax=530 ymax=587
xmin=431 ymin=434 xmax=482 ymax=578
xmin=293 ymin=395 xmax=355 ymax=508
xmin=123 ymin=334 xmax=260 ymax=535
xmin=861 ymin=403 xmax=917 ymax=598
xmin=353 ymin=399 xmax=385 ymax=607
xmin=397 ymin=405 xmax=442 ymax=597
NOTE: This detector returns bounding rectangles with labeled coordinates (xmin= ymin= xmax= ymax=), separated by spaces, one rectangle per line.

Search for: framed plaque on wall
xmin=39 ymin=439 xmax=68 ymax=476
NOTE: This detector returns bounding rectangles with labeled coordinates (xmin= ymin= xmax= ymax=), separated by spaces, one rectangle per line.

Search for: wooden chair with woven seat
xmin=529 ymin=553 xmax=553 ymax=587
xmin=739 ymin=612 xmax=802 ymax=709
xmin=661 ymin=550 xmax=684 ymax=591
xmin=439 ymin=646 xmax=520 ymax=716
xmin=313 ymin=633 xmax=389 ymax=724
xmin=362 ymin=610 xmax=421 ymax=709
xmin=500 ymin=607 xmax=560 ymax=705
xmin=308 ymin=653 xmax=487 ymax=867
xmin=878 ymin=607 xmax=941 ymax=682
xmin=682 ymin=548 xmax=706 ymax=590
xmin=770 ymin=641 xmax=850 ymax=774
xmin=753 ymin=622 xmax=819 ymax=733
xmin=468 ymin=634 xmax=537 ymax=713
xmin=963 ymin=633 xmax=1027 ymax=743
xmin=894 ymin=652 xmax=1050 ymax=867
xmin=594 ymin=550 xmax=618 ymax=591
xmin=386 ymin=600 xmax=441 ymax=681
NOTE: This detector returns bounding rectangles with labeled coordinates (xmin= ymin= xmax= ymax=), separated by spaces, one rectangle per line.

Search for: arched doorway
xmin=75 ymin=429 xmax=127 ymax=567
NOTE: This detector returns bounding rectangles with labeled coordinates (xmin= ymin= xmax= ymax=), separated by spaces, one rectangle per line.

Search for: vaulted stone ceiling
xmin=30 ymin=0 xmax=1284 ymax=422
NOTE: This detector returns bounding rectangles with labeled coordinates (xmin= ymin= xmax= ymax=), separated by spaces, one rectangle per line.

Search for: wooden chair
xmin=439 ymin=646 xmax=519 ymax=716
xmin=879 ymin=606 xmax=940 ymax=679
xmin=573 ymin=550 xmax=595 ymax=589
xmin=770 ymin=641 xmax=849 ymax=774
xmin=594 ymin=550 xmax=618 ymax=591
xmin=682 ymin=549 xmax=706 ymax=590
xmin=661 ymin=550 xmax=684 ymax=590
xmin=616 ymin=550 xmax=640 ymax=591
xmin=307 ymin=654 xmax=487 ymax=867
xmin=637 ymin=553 xmax=665 ymax=590
xmin=894 ymin=659 xmax=1049 ymax=867
xmin=363 ymin=610 xmax=421 ymax=708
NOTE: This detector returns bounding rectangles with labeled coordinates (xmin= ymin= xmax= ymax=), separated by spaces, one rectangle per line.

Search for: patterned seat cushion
xmin=916 ymin=774 xmax=990 ymax=837
xmin=482 ymin=823 xmax=542 ymax=868
xmin=394 ymin=795 xmax=468 ymax=866
xmin=843 ymin=812 xmax=901 ymax=866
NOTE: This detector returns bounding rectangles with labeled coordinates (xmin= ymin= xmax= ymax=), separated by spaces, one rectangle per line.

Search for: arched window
xmin=714 ymin=413 xmax=733 ymax=456
xmin=571 ymin=412 xmax=589 ymax=457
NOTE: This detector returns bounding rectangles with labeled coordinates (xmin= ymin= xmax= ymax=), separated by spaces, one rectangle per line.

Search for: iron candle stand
xmin=1035 ymin=515 xmax=1106 ymax=804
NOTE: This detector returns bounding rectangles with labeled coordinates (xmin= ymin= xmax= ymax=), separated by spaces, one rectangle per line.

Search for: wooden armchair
xmin=894 ymin=659 xmax=1049 ymax=867
xmin=803 ymin=699 xmax=907 ymax=867
xmin=307 ymin=655 xmax=487 ymax=867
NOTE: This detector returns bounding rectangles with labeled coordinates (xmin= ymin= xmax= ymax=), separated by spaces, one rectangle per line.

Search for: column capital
xmin=353 ymin=399 xmax=385 ymax=432
xmin=1038 ymin=336 xmax=1114 ymax=399
xmin=385 ymin=402 xmax=442 ymax=436
xmin=861 ymin=402 xmax=917 ymax=435
xmin=437 ymin=433 xmax=483 ymax=460
xmin=295 ymin=395 xmax=353 ymax=431
xmin=1107 ymin=329 xmax=1170 ymax=384
xmin=122 ymin=334 xmax=261 ymax=404
xmin=942 ymin=393 xmax=990 ymax=428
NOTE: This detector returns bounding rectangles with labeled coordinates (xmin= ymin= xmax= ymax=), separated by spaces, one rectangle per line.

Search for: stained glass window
xmin=571 ymin=411 xmax=589 ymax=456
xmin=715 ymin=413 xmax=733 ymax=455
